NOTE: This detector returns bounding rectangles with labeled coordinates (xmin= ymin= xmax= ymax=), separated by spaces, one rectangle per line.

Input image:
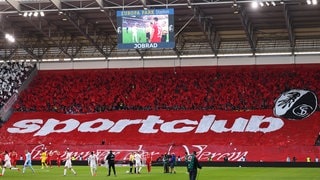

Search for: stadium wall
xmin=36 ymin=54 xmax=320 ymax=70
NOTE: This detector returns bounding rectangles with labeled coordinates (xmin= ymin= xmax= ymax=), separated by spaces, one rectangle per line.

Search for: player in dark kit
xmin=106 ymin=150 xmax=116 ymax=176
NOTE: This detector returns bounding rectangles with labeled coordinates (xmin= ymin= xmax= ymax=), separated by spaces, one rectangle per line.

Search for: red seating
xmin=3 ymin=64 xmax=320 ymax=162
xmin=14 ymin=65 xmax=320 ymax=114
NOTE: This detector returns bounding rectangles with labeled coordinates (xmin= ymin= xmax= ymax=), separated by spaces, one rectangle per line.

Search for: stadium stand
xmin=13 ymin=64 xmax=320 ymax=113
xmin=0 ymin=64 xmax=319 ymax=162
xmin=0 ymin=62 xmax=35 ymax=109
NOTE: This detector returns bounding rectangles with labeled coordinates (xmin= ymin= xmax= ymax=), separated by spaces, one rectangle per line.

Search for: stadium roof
xmin=0 ymin=0 xmax=320 ymax=61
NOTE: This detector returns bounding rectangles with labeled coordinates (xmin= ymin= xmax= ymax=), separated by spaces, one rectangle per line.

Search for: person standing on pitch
xmin=106 ymin=150 xmax=116 ymax=176
xmin=150 ymin=17 xmax=162 ymax=43
xmin=23 ymin=150 xmax=35 ymax=173
xmin=131 ymin=23 xmax=138 ymax=43
xmin=0 ymin=151 xmax=20 ymax=176
xmin=187 ymin=151 xmax=202 ymax=180
xmin=184 ymin=152 xmax=190 ymax=173
xmin=63 ymin=148 xmax=77 ymax=176
xmin=146 ymin=153 xmax=152 ymax=173
xmin=163 ymin=153 xmax=169 ymax=173
xmin=169 ymin=153 xmax=176 ymax=174
xmin=47 ymin=151 xmax=53 ymax=168
xmin=56 ymin=150 xmax=62 ymax=167
xmin=134 ymin=151 xmax=142 ymax=174
xmin=88 ymin=151 xmax=98 ymax=176
xmin=128 ymin=152 xmax=135 ymax=174
xmin=40 ymin=149 xmax=48 ymax=169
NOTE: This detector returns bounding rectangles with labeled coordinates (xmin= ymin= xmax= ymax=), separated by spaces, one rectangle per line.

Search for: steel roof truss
xmin=5 ymin=0 xmax=21 ymax=12
xmin=283 ymin=4 xmax=295 ymax=49
xmin=65 ymin=11 xmax=108 ymax=57
xmin=238 ymin=6 xmax=256 ymax=53
xmin=193 ymin=6 xmax=219 ymax=55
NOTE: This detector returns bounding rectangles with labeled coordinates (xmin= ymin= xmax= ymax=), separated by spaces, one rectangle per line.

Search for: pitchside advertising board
xmin=116 ymin=8 xmax=175 ymax=49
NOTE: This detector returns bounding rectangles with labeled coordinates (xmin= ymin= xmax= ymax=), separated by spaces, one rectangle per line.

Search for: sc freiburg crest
xmin=273 ymin=89 xmax=318 ymax=120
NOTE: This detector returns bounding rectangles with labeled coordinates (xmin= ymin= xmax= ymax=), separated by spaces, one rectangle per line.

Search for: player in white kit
xmin=0 ymin=151 xmax=20 ymax=176
xmin=63 ymin=148 xmax=77 ymax=176
xmin=87 ymin=151 xmax=98 ymax=176
xmin=134 ymin=151 xmax=142 ymax=174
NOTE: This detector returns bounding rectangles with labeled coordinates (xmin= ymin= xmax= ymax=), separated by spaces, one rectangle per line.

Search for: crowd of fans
xmin=0 ymin=62 xmax=35 ymax=109
xmin=12 ymin=65 xmax=320 ymax=114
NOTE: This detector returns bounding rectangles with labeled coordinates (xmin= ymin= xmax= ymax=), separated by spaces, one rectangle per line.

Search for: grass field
xmin=122 ymin=28 xmax=147 ymax=44
xmin=1 ymin=165 xmax=320 ymax=180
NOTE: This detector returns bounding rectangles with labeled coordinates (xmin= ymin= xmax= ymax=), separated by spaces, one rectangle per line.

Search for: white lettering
xmin=28 ymin=144 xmax=249 ymax=162
xmin=6 ymin=115 xmax=285 ymax=136
xmin=134 ymin=43 xmax=158 ymax=49
xmin=7 ymin=119 xmax=43 ymax=133
xmin=245 ymin=116 xmax=284 ymax=133
xmin=34 ymin=118 xmax=80 ymax=136
xmin=108 ymin=119 xmax=141 ymax=132
xmin=160 ymin=120 xmax=197 ymax=133
xmin=198 ymin=151 xmax=211 ymax=160
xmin=210 ymin=119 xmax=232 ymax=133
xmin=228 ymin=151 xmax=248 ymax=161
xmin=231 ymin=117 xmax=249 ymax=132
xmin=192 ymin=145 xmax=208 ymax=156
xmin=210 ymin=152 xmax=222 ymax=160
xmin=78 ymin=118 xmax=114 ymax=132
xmin=195 ymin=115 xmax=215 ymax=133
xmin=30 ymin=144 xmax=45 ymax=159
xmin=139 ymin=115 xmax=164 ymax=133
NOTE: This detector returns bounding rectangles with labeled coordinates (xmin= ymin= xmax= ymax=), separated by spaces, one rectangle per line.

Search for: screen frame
xmin=116 ymin=8 xmax=175 ymax=49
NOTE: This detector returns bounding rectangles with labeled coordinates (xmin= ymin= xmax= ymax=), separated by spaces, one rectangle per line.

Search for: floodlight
xmin=251 ymin=1 xmax=259 ymax=8
xmin=312 ymin=0 xmax=318 ymax=5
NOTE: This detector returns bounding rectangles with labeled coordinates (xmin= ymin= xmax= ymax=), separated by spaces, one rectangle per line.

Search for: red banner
xmin=1 ymin=110 xmax=319 ymax=162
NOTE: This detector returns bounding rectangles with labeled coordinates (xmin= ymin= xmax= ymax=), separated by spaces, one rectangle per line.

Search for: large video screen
xmin=116 ymin=8 xmax=174 ymax=49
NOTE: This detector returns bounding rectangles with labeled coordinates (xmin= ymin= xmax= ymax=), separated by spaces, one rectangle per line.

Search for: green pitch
xmin=122 ymin=28 xmax=147 ymax=43
xmin=2 ymin=165 xmax=320 ymax=180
